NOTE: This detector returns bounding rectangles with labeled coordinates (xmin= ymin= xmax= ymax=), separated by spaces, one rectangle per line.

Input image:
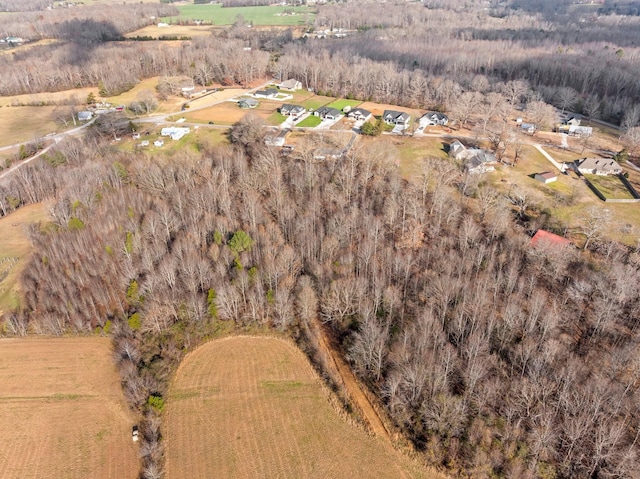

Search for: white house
xmin=419 ymin=111 xmax=448 ymax=128
xmin=348 ymin=108 xmax=372 ymax=122
xmin=77 ymin=111 xmax=92 ymax=121
xmin=383 ymin=110 xmax=411 ymax=126
xmin=278 ymin=79 xmax=302 ymax=91
xmin=161 ymin=127 xmax=190 ymax=141
xmin=449 ymin=140 xmax=498 ymax=174
xmin=534 ymin=171 xmax=557 ymax=184
xmin=153 ymin=139 xmax=164 ymax=147
xmin=575 ymin=157 xmax=622 ymax=176
xmin=254 ymin=88 xmax=279 ymax=99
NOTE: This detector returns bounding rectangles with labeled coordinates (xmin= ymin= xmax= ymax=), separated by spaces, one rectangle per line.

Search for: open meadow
xmin=0 ymin=337 xmax=139 ymax=479
xmin=165 ymin=336 xmax=433 ymax=479
xmin=0 ymin=202 xmax=49 ymax=314
xmin=183 ymin=99 xmax=279 ymax=125
xmin=167 ymin=4 xmax=315 ymax=26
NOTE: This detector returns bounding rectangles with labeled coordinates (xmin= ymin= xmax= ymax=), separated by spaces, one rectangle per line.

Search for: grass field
xmin=183 ymin=98 xmax=278 ymax=125
xmin=0 ymin=106 xmax=63 ymax=146
xmin=267 ymin=110 xmax=287 ymax=126
xmin=165 ymin=336 xmax=432 ymax=479
xmin=297 ymin=115 xmax=322 ymax=128
xmin=0 ymin=337 xmax=139 ymax=478
xmin=326 ymin=99 xmax=362 ymax=111
xmin=300 ymin=95 xmax=334 ymax=111
xmin=168 ymin=4 xmax=315 ymax=26
xmin=0 ymin=203 xmax=49 ymax=314
xmin=585 ymin=174 xmax=635 ymax=199
xmin=0 ymin=86 xmax=97 ymax=108
xmin=357 ymin=101 xmax=423 ymax=119
xmin=125 ymin=24 xmax=219 ymax=39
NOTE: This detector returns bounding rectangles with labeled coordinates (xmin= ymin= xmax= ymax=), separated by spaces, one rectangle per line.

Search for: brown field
xmin=184 ymin=98 xmax=279 ymax=125
xmin=0 ymin=86 xmax=97 ymax=108
xmin=0 ymin=203 xmax=49 ymax=314
xmin=165 ymin=336 xmax=433 ymax=479
xmin=125 ymin=24 xmax=220 ymax=38
xmin=0 ymin=106 xmax=62 ymax=146
xmin=0 ymin=337 xmax=139 ymax=479
xmin=358 ymin=101 xmax=423 ymax=119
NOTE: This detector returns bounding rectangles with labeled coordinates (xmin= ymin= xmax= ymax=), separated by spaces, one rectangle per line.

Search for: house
xmin=77 ymin=111 xmax=92 ymax=121
xmin=530 ymin=229 xmax=572 ymax=248
xmin=140 ymin=140 xmax=149 ymax=147
xmin=314 ymin=106 xmax=341 ymax=121
xmin=348 ymin=108 xmax=372 ymax=122
xmin=419 ymin=111 xmax=448 ymax=128
xmin=449 ymin=140 xmax=498 ymax=174
xmin=161 ymin=127 xmax=190 ymax=141
xmin=132 ymin=132 xmax=140 ymax=140
xmin=280 ymin=104 xmax=306 ymax=117
xmin=564 ymin=117 xmax=581 ymax=126
xmin=383 ymin=110 xmax=411 ymax=126
xmin=534 ymin=171 xmax=557 ymax=184
xmin=569 ymin=125 xmax=592 ymax=137
xmin=238 ymin=98 xmax=259 ymax=109
xmin=254 ymin=88 xmax=278 ymax=99
xmin=575 ymin=157 xmax=622 ymax=176
xmin=521 ymin=123 xmax=536 ymax=134
xmin=153 ymin=139 xmax=164 ymax=147
xmin=278 ymin=79 xmax=302 ymax=91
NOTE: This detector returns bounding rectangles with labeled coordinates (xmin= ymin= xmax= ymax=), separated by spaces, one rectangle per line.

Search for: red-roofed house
xmin=530 ymin=230 xmax=572 ymax=248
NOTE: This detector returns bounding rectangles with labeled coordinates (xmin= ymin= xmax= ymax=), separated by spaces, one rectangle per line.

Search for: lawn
xmin=183 ymin=99 xmax=279 ymax=125
xmin=164 ymin=336 xmax=435 ymax=479
xmin=0 ymin=202 xmax=49 ymax=313
xmin=326 ymin=99 xmax=362 ymax=111
xmin=297 ymin=115 xmax=322 ymax=128
xmin=167 ymin=4 xmax=315 ymax=26
xmin=267 ymin=111 xmax=287 ymax=126
xmin=392 ymin=137 xmax=449 ymax=178
xmin=585 ymin=174 xmax=635 ymax=200
xmin=0 ymin=338 xmax=139 ymax=478
xmin=300 ymin=95 xmax=334 ymax=111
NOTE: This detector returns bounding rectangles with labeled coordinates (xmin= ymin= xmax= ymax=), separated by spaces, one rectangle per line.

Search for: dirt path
xmin=314 ymin=321 xmax=392 ymax=442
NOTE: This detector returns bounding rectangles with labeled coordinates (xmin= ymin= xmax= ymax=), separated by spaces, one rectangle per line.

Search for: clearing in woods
xmin=0 ymin=338 xmax=139 ymax=479
xmin=165 ymin=336 xmax=438 ymax=479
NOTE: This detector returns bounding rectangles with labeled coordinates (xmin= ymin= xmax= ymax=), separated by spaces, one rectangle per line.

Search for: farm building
xmin=530 ymin=229 xmax=572 ymax=249
xmin=534 ymin=171 xmax=557 ymax=184
xmin=161 ymin=127 xmax=190 ymax=141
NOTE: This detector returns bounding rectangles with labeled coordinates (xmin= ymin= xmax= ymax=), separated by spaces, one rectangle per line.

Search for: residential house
xmin=521 ymin=123 xmax=536 ymax=134
xmin=314 ymin=106 xmax=341 ymax=121
xmin=161 ymin=127 xmax=190 ymax=141
xmin=77 ymin=111 xmax=92 ymax=121
xmin=565 ymin=117 xmax=581 ymax=126
xmin=278 ymin=79 xmax=302 ymax=91
xmin=280 ymin=104 xmax=306 ymax=117
xmin=140 ymin=140 xmax=150 ymax=147
xmin=348 ymin=108 xmax=372 ymax=122
xmin=530 ymin=229 xmax=572 ymax=248
xmin=254 ymin=88 xmax=279 ymax=99
xmin=575 ymin=157 xmax=622 ymax=176
xmin=534 ymin=171 xmax=557 ymax=184
xmin=449 ymin=140 xmax=498 ymax=174
xmin=419 ymin=111 xmax=448 ymax=128
xmin=238 ymin=98 xmax=259 ymax=109
xmin=383 ymin=110 xmax=411 ymax=126
xmin=153 ymin=139 xmax=164 ymax=147
xmin=132 ymin=132 xmax=140 ymax=140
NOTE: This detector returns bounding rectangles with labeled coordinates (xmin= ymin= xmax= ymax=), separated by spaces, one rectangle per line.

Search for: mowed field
xmin=0 ymin=337 xmax=139 ymax=479
xmin=165 ymin=336 xmax=432 ymax=479
xmin=183 ymin=99 xmax=279 ymax=125
xmin=168 ymin=5 xmax=315 ymax=26
xmin=0 ymin=202 xmax=49 ymax=313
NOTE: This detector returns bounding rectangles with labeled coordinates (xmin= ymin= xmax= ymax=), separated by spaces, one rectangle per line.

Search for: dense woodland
xmin=0 ymin=118 xmax=639 ymax=478
xmin=3 ymin=1 xmax=640 ymax=479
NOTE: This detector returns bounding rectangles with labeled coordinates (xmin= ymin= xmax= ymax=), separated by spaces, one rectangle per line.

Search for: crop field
xmin=165 ymin=336 xmax=431 ymax=479
xmin=125 ymin=24 xmax=219 ymax=39
xmin=0 ymin=337 xmax=139 ymax=478
xmin=168 ymin=5 xmax=315 ymax=26
xmin=0 ymin=203 xmax=49 ymax=314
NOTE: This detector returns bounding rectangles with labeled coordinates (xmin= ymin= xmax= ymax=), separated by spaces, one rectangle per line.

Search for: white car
xmin=132 ymin=425 xmax=139 ymax=442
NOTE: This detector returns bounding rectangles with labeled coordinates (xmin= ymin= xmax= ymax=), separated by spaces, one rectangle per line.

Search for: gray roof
xmin=280 ymin=104 xmax=305 ymax=114
xmin=349 ymin=107 xmax=371 ymax=118
xmin=383 ymin=110 xmax=410 ymax=122
xmin=576 ymin=157 xmax=622 ymax=175
xmin=316 ymin=106 xmax=341 ymax=118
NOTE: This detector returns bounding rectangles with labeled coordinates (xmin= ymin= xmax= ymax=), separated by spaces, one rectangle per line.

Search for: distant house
xmin=521 ymin=123 xmax=536 ymax=134
xmin=153 ymin=139 xmax=164 ymax=147
xmin=278 ymin=79 xmax=302 ymax=91
xmin=132 ymin=132 xmax=140 ymax=140
xmin=383 ymin=110 xmax=411 ymax=126
xmin=238 ymin=98 xmax=259 ymax=109
xmin=348 ymin=108 xmax=372 ymax=122
xmin=314 ymin=106 xmax=341 ymax=121
xmin=565 ymin=117 xmax=581 ymax=126
xmin=77 ymin=111 xmax=92 ymax=121
xmin=280 ymin=104 xmax=305 ymax=117
xmin=449 ymin=140 xmax=498 ymax=174
xmin=254 ymin=88 xmax=279 ymax=99
xmin=161 ymin=127 xmax=190 ymax=141
xmin=575 ymin=157 xmax=622 ymax=176
xmin=419 ymin=111 xmax=448 ymax=128
xmin=534 ymin=171 xmax=557 ymax=184
xmin=140 ymin=140 xmax=150 ymax=147
xmin=530 ymin=229 xmax=572 ymax=249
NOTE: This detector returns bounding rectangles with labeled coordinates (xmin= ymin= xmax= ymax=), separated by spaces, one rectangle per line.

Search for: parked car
xmin=132 ymin=425 xmax=139 ymax=442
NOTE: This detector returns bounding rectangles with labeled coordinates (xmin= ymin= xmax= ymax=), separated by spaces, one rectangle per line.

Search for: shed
xmin=77 ymin=111 xmax=92 ymax=121
xmin=534 ymin=171 xmax=557 ymax=184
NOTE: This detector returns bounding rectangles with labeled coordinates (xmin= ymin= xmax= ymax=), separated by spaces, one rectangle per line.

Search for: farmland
xmin=164 ymin=336 xmax=432 ymax=479
xmin=0 ymin=202 xmax=49 ymax=314
xmin=0 ymin=338 xmax=139 ymax=478
xmin=167 ymin=5 xmax=315 ymax=26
